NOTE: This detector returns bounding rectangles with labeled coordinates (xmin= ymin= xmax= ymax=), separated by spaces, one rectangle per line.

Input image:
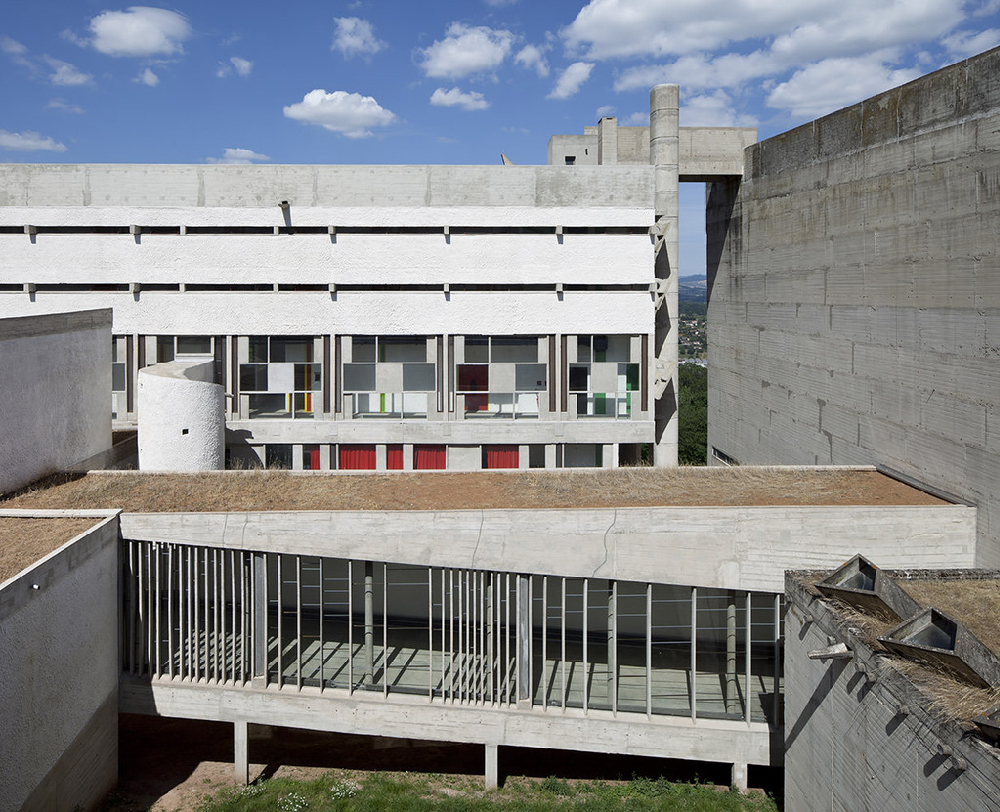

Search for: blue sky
xmin=3 ymin=1 xmax=999 ymax=273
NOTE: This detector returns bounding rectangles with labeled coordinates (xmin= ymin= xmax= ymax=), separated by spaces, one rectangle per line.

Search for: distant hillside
xmin=679 ymin=274 xmax=706 ymax=302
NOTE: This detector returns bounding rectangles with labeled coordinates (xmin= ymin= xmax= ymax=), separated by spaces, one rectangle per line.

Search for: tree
xmin=677 ymin=363 xmax=707 ymax=465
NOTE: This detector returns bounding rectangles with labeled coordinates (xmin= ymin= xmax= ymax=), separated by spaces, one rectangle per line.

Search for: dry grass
xmin=0 ymin=517 xmax=101 ymax=582
xmin=885 ymin=657 xmax=1000 ymax=724
xmin=1 ymin=467 xmax=945 ymax=514
xmin=902 ymin=579 xmax=1000 ymax=656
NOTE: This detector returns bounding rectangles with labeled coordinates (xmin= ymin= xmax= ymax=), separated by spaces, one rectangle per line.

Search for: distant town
xmin=679 ymin=275 xmax=707 ymax=362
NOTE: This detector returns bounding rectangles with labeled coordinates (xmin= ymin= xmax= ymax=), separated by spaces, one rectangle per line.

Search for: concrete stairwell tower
xmin=650 ymin=84 xmax=680 ymax=466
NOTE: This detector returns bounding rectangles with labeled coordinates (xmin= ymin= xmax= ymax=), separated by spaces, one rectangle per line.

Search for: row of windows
xmin=231 ymin=443 xmax=623 ymax=471
xmin=113 ymin=333 xmax=648 ymax=422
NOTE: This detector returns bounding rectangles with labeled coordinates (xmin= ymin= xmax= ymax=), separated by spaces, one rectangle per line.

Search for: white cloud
xmin=207 ymin=148 xmax=271 ymax=164
xmin=615 ymin=50 xmax=778 ymax=92
xmin=218 ymin=56 xmax=253 ymax=78
xmin=514 ymin=44 xmax=549 ymax=77
xmin=485 ymin=0 xmax=518 ymax=5
xmin=1 ymin=36 xmax=28 ymax=56
xmin=332 ymin=17 xmax=385 ymax=58
xmin=622 ymin=112 xmax=647 ymax=125
xmin=88 ymin=7 xmax=192 ymax=57
xmin=430 ymin=87 xmax=489 ymax=110
xmin=0 ymin=129 xmax=67 ymax=152
xmin=283 ymin=89 xmax=396 ymax=138
xmin=942 ymin=28 xmax=1000 ymax=60
xmin=595 ymin=105 xmax=616 ymax=117
xmin=767 ymin=55 xmax=921 ymax=118
xmin=48 ymin=98 xmax=85 ymax=114
xmin=418 ymin=22 xmax=514 ymax=79
xmin=681 ymin=90 xmax=757 ymax=127
xmin=547 ymin=62 xmax=593 ymax=100
xmin=563 ymin=0 xmax=965 ymax=63
xmin=136 ymin=67 xmax=159 ymax=86
xmin=230 ymin=57 xmax=252 ymax=76
xmin=45 ymin=57 xmax=93 ymax=86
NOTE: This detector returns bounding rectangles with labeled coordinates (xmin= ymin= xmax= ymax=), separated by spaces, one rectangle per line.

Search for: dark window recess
xmin=265 ymin=445 xmax=293 ymax=469
xmin=239 ymin=364 xmax=268 ymax=391
xmin=569 ymin=365 xmax=589 ymax=392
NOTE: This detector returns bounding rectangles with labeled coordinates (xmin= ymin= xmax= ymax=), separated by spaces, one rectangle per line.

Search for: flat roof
xmin=0 ymin=517 xmax=102 ymax=583
xmin=1 ymin=467 xmax=948 ymax=514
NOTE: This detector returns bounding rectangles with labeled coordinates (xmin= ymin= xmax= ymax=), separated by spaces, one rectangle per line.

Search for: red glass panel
xmin=339 ymin=444 xmax=376 ymax=470
xmin=485 ymin=445 xmax=519 ymax=469
xmin=387 ymin=444 xmax=404 ymax=470
xmin=414 ymin=444 xmax=446 ymax=470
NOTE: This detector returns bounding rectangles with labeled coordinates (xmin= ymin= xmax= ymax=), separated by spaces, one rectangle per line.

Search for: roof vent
xmin=815 ymin=554 xmax=921 ymax=622
xmin=878 ymin=607 xmax=1000 ymax=688
xmin=974 ymin=703 xmax=1000 ymax=743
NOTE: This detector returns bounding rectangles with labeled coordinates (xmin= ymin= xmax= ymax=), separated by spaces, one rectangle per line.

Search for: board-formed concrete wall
xmin=0 ymin=511 xmax=120 ymax=812
xmin=120 ymin=492 xmax=976 ymax=593
xmin=784 ymin=575 xmax=1000 ymax=812
xmin=707 ymin=46 xmax=1000 ymax=566
xmin=0 ymin=310 xmax=112 ymax=494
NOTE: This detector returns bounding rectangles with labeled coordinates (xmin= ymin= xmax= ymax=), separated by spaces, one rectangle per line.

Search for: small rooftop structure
xmin=815 ymin=553 xmax=922 ymax=622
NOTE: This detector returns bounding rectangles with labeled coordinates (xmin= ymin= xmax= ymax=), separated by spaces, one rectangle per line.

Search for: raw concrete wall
xmin=784 ymin=575 xmax=1000 ymax=811
xmin=0 ymin=310 xmax=112 ymax=494
xmin=0 ymin=511 xmax=120 ymax=812
xmin=120 ymin=493 xmax=975 ymax=593
xmin=707 ymin=46 xmax=1000 ymax=565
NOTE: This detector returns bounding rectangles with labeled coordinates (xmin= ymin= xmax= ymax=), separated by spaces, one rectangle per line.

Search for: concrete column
xmin=517 ymin=575 xmax=531 ymax=706
xmin=234 ymin=721 xmax=249 ymax=785
xmin=485 ymin=744 xmax=498 ymax=789
xmin=252 ymin=553 xmax=266 ymax=687
xmin=518 ymin=445 xmax=530 ymax=469
xmin=319 ymin=443 xmax=332 ymax=470
xmin=598 ymin=117 xmax=619 ymax=165
xmin=604 ymin=444 xmax=616 ymax=468
xmin=403 ymin=444 xmax=414 ymax=471
xmin=650 ymin=83 xmax=679 ymax=468
xmin=364 ymin=561 xmax=375 ymax=688
xmin=544 ymin=444 xmax=557 ymax=469
xmin=726 ymin=592 xmax=738 ymax=715
xmin=375 ymin=445 xmax=387 ymax=471
xmin=731 ymin=762 xmax=748 ymax=792
xmin=292 ymin=445 xmax=304 ymax=471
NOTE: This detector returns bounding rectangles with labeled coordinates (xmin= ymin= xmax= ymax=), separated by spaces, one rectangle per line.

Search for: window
xmin=339 ymin=445 xmax=376 ymax=470
xmin=111 ymin=336 xmax=128 ymax=419
xmin=240 ymin=336 xmax=321 ymax=419
xmin=414 ymin=445 xmax=446 ymax=470
xmin=483 ymin=445 xmax=519 ymax=469
xmin=387 ymin=444 xmax=404 ymax=470
xmin=345 ymin=336 xmax=435 ymax=418
xmin=565 ymin=156 xmax=576 ymax=165
xmin=573 ymin=335 xmax=640 ymax=418
xmin=303 ymin=444 xmax=322 ymax=470
xmin=154 ymin=335 xmax=223 ymax=384
xmin=457 ymin=336 xmax=544 ymax=419
xmin=265 ymin=444 xmax=293 ymax=469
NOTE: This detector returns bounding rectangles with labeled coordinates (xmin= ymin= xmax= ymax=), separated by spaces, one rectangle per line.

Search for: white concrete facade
xmin=0 ymin=164 xmax=660 ymax=470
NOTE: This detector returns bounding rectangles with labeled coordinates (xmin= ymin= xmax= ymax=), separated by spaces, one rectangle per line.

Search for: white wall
xmin=138 ymin=361 xmax=225 ymax=471
xmin=0 ymin=310 xmax=112 ymax=494
xmin=0 ymin=511 xmax=120 ymax=812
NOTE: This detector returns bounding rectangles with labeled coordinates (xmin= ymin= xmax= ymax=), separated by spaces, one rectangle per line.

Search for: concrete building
xmin=0 ymin=90 xmax=753 ymax=473
xmin=706 ymin=45 xmax=1000 ymax=568
xmin=4 ymin=40 xmax=1000 ymax=812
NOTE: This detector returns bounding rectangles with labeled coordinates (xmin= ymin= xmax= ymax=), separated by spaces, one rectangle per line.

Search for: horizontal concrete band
xmin=121 ymin=502 xmax=976 ymax=593
xmin=120 ymin=677 xmax=775 ymax=766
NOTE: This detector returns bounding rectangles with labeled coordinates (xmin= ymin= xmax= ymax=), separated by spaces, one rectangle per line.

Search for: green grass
xmin=197 ymin=771 xmax=779 ymax=812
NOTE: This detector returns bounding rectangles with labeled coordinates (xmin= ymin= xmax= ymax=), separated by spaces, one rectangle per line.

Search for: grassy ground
xmin=197 ymin=771 xmax=779 ymax=812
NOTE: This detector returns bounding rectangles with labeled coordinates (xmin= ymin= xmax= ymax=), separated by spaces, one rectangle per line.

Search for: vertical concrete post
xmin=485 ymin=744 xmax=499 ymax=789
xmin=234 ymin=720 xmax=249 ymax=785
xmin=598 ymin=117 xmax=618 ymax=165
xmin=731 ymin=762 xmax=748 ymax=792
xmin=252 ymin=553 xmax=266 ymax=687
xmin=726 ymin=591 xmax=738 ymax=715
xmin=517 ymin=574 xmax=531 ymax=705
xmin=364 ymin=561 xmax=375 ymax=688
xmin=650 ymin=84 xmax=679 ymax=467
